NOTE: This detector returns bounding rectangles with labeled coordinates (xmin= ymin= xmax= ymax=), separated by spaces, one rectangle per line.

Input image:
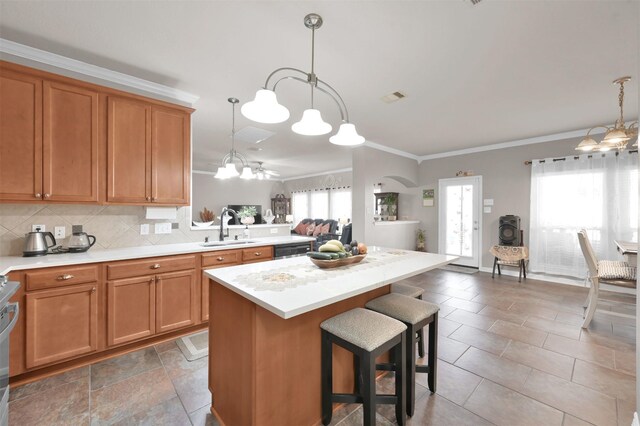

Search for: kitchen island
xmin=204 ymin=247 xmax=456 ymax=426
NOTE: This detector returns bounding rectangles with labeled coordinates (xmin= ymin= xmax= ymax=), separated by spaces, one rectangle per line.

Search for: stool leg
xmin=417 ymin=295 xmax=425 ymax=358
xmin=492 ymin=257 xmax=497 ymax=278
xmin=518 ymin=261 xmax=522 ymax=282
xmin=353 ymin=354 xmax=361 ymax=395
xmin=427 ymin=314 xmax=438 ymax=393
xmin=405 ymin=325 xmax=416 ymax=417
xmin=497 ymin=262 xmax=501 ymax=275
xmin=522 ymin=260 xmax=527 ymax=279
xmin=361 ymin=352 xmax=376 ymax=426
xmin=395 ymin=333 xmax=407 ymax=426
xmin=321 ymin=330 xmax=333 ymax=426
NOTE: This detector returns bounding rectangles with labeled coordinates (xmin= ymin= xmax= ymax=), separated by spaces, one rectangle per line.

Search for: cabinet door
xmin=107 ymin=96 xmax=151 ymax=203
xmin=0 ymin=70 xmax=42 ymax=201
xmin=107 ymin=276 xmax=156 ymax=346
xmin=42 ymin=81 xmax=99 ymax=202
xmin=26 ymin=283 xmax=98 ymax=368
xmin=151 ymin=107 xmax=190 ymax=205
xmin=156 ymin=270 xmax=196 ymax=333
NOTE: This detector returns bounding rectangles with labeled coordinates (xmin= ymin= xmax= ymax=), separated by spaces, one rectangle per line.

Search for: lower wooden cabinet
xmin=25 ymin=283 xmax=98 ymax=368
xmin=107 ymin=276 xmax=156 ymax=346
xmin=156 ymin=270 xmax=197 ymax=333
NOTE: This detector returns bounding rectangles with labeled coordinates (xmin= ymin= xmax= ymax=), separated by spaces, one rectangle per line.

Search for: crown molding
xmin=0 ymin=38 xmax=199 ymax=106
xmin=280 ymin=168 xmax=353 ymax=182
xmin=363 ymin=141 xmax=419 ymax=161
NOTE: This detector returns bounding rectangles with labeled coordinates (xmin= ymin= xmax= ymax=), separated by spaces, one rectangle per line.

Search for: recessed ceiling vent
xmin=234 ymin=126 xmax=275 ymax=144
xmin=381 ymin=91 xmax=407 ymax=104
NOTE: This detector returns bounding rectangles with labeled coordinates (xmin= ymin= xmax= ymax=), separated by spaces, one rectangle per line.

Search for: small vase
xmin=241 ymin=216 xmax=255 ymax=225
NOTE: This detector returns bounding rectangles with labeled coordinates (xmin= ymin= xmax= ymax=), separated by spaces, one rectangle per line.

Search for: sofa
xmin=292 ymin=218 xmax=339 ymax=248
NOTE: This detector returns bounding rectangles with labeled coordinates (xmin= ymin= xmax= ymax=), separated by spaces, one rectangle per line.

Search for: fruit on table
xmin=319 ymin=244 xmax=341 ymax=252
xmin=351 ymin=246 xmax=359 ymax=255
xmin=326 ymin=240 xmax=345 ymax=250
xmin=307 ymin=252 xmax=333 ymax=260
xmin=357 ymin=243 xmax=368 ymax=254
xmin=350 ymin=240 xmax=358 ymax=247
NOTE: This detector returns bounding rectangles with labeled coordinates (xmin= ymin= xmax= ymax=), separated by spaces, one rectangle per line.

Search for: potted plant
xmin=383 ymin=193 xmax=398 ymax=221
xmin=416 ymin=229 xmax=426 ymax=252
xmin=238 ymin=205 xmax=257 ymax=225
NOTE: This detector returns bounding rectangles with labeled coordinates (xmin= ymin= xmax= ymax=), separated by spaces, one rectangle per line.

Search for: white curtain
xmin=529 ymin=151 xmax=638 ymax=278
xmin=291 ymin=188 xmax=352 ymax=224
xmin=330 ymin=188 xmax=352 ymax=222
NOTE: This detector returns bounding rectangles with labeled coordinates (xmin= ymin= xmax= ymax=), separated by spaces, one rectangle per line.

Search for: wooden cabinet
xmin=107 ymin=98 xmax=190 ymax=205
xmin=107 ymin=276 xmax=155 ymax=346
xmin=0 ymin=61 xmax=193 ymax=206
xmin=0 ymin=69 xmax=42 ymax=201
xmin=200 ymin=250 xmax=243 ymax=322
xmin=106 ymin=255 xmax=197 ymax=347
xmin=25 ymin=283 xmax=98 ymax=368
xmin=241 ymin=246 xmax=274 ymax=263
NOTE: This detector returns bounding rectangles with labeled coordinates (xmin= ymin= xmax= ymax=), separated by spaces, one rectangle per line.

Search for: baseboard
xmin=478 ymin=267 xmax=586 ymax=287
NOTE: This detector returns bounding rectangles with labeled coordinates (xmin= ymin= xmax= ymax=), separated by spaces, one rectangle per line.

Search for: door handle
xmin=254 ymin=252 xmax=262 ymax=256
xmin=150 ymin=264 xmax=161 ymax=269
xmin=217 ymin=257 xmax=224 ymax=261
xmin=35 ymin=193 xmax=42 ymax=199
xmin=57 ymin=274 xmax=74 ymax=281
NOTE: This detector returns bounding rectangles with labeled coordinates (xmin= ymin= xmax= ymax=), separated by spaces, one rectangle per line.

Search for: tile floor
xmin=8 ymin=269 xmax=637 ymax=426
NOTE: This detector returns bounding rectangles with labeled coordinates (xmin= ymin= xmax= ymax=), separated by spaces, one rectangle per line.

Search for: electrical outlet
xmin=32 ymin=224 xmax=45 ymax=232
xmin=154 ymin=223 xmax=172 ymax=234
xmin=270 ymin=228 xmax=278 ymax=234
xmin=140 ymin=224 xmax=150 ymax=235
xmin=54 ymin=226 xmax=66 ymax=239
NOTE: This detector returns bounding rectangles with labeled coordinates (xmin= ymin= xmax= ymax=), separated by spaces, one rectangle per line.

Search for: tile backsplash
xmin=0 ymin=204 xmax=289 ymax=257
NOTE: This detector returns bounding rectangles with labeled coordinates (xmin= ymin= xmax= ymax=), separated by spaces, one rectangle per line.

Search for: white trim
xmin=280 ymin=168 xmax=353 ymax=182
xmin=0 ymin=38 xmax=199 ymax=105
xmin=193 ymin=169 xmax=217 ymax=176
xmin=364 ymin=141 xmax=420 ymax=161
xmin=479 ymin=266 xmax=588 ymax=287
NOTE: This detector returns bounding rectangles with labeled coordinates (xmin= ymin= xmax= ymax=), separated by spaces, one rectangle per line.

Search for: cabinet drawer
xmin=241 ymin=246 xmax=273 ymax=263
xmin=107 ymin=255 xmax=196 ymax=280
xmin=202 ymin=250 xmax=242 ymax=268
xmin=26 ymin=265 xmax=98 ymax=291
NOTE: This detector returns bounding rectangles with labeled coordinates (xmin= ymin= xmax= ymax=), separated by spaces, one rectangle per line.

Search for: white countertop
xmin=204 ymin=247 xmax=457 ymax=319
xmin=0 ymin=235 xmax=315 ymax=275
xmin=373 ymin=220 xmax=420 ymax=226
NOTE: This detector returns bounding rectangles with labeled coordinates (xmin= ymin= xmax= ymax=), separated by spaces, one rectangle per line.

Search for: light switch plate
xmin=270 ymin=228 xmax=278 ymax=234
xmin=54 ymin=226 xmax=66 ymax=239
xmin=484 ymin=206 xmax=492 ymax=214
xmin=140 ymin=224 xmax=149 ymax=235
xmin=483 ymin=199 xmax=494 ymax=206
xmin=154 ymin=223 xmax=172 ymax=234
xmin=32 ymin=224 xmax=45 ymax=232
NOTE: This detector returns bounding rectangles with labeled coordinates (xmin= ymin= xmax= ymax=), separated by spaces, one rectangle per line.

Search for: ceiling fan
xmin=252 ymin=161 xmax=280 ymax=180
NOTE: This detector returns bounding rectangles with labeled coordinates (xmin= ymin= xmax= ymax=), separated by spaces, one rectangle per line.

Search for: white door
xmin=438 ymin=176 xmax=482 ymax=267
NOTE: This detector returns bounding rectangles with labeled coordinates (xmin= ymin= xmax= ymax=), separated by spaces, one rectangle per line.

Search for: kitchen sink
xmin=201 ymin=240 xmax=257 ymax=247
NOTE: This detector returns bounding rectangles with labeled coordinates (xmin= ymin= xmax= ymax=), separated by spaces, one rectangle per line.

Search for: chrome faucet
xmin=219 ymin=208 xmax=240 ymax=241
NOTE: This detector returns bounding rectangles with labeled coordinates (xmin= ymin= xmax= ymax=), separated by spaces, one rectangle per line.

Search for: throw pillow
xmin=293 ymin=221 xmax=307 ymax=235
xmin=306 ymin=223 xmax=316 ymax=236
xmin=319 ymin=223 xmax=331 ymax=235
xmin=312 ymin=224 xmax=324 ymax=237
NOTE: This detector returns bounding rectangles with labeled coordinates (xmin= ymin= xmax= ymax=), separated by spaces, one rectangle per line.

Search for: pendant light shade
xmin=575 ymin=136 xmax=598 ymax=152
xmin=602 ymin=128 xmax=631 ymax=145
xmin=240 ymin=166 xmax=254 ymax=180
xmin=329 ymin=123 xmax=365 ymax=146
xmin=241 ymin=89 xmax=290 ymax=124
xmin=291 ymin=109 xmax=332 ymax=135
xmin=214 ymin=166 xmax=229 ymax=179
xmin=224 ymin=163 xmax=239 ymax=178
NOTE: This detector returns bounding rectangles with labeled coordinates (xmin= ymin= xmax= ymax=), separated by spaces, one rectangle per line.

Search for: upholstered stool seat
xmin=366 ymin=294 xmax=439 ymax=417
xmin=320 ymin=308 xmax=407 ymax=426
xmin=392 ymin=283 xmax=427 ymax=358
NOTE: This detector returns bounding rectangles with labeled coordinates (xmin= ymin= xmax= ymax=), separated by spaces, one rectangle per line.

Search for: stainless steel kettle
xmin=23 ymin=228 xmax=56 ymax=257
xmin=67 ymin=231 xmax=96 ymax=253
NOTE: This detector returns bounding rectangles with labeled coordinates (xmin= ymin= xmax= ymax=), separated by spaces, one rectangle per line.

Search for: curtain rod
xmin=524 ymin=150 xmax=637 ymax=165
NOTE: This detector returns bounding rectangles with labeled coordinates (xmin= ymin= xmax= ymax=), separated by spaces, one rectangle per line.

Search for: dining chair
xmin=577 ymin=230 xmax=637 ymax=329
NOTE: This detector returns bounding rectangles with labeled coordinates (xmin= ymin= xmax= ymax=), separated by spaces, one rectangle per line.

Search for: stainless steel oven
xmin=0 ymin=275 xmax=19 ymax=426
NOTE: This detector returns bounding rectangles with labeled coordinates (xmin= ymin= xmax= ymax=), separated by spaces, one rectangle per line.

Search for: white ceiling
xmin=1 ymin=1 xmax=638 ymax=178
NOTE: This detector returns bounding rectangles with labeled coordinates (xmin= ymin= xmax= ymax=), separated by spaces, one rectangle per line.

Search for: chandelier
xmin=214 ymin=98 xmax=255 ymax=180
xmin=241 ymin=13 xmax=365 ymax=146
xmin=576 ymin=76 xmax=638 ymax=152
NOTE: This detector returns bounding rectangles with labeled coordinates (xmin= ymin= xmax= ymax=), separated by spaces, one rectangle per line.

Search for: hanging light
xmin=214 ymin=98 xmax=255 ymax=180
xmin=241 ymin=13 xmax=365 ymax=146
xmin=576 ymin=77 xmax=638 ymax=152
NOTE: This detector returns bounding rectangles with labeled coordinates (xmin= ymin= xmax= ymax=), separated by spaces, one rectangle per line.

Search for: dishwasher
xmin=274 ymin=242 xmax=312 ymax=259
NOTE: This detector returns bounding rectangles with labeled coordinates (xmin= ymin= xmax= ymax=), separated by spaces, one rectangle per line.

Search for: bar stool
xmin=392 ymin=283 xmax=426 ymax=357
xmin=366 ymin=293 xmax=439 ymax=417
xmin=320 ymin=308 xmax=407 ymax=426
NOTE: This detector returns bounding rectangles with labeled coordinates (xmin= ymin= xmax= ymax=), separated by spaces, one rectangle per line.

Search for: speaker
xmin=499 ymin=215 xmax=521 ymax=246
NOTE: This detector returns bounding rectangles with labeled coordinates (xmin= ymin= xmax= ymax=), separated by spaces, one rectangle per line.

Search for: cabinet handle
xmin=146 ymin=197 xmax=151 ymax=201
xmin=217 ymin=257 xmax=224 ymax=261
xmin=57 ymin=274 xmax=74 ymax=281
xmin=44 ymin=193 xmax=50 ymax=199
xmin=35 ymin=193 xmax=42 ymax=199
xmin=151 ymin=197 xmax=157 ymax=202
xmin=255 ymin=252 xmax=262 ymax=256
xmin=91 ymin=287 xmax=96 ymax=293
xmin=150 ymin=264 xmax=161 ymax=269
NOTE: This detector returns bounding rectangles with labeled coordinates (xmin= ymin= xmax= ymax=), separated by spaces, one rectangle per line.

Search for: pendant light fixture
xmin=241 ymin=13 xmax=365 ymax=146
xmin=576 ymin=76 xmax=638 ymax=152
xmin=215 ymin=98 xmax=255 ymax=180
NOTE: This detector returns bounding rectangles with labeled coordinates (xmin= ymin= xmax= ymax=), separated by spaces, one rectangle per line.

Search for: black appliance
xmin=0 ymin=275 xmax=20 ymax=425
xmin=274 ymin=242 xmax=312 ymax=259
xmin=227 ymin=204 xmax=263 ymax=224
xmin=499 ymin=215 xmax=521 ymax=246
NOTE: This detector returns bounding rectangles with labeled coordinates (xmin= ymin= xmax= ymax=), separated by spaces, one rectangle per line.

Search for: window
xmin=292 ymin=187 xmax=351 ymax=224
xmin=529 ymin=152 xmax=638 ymax=278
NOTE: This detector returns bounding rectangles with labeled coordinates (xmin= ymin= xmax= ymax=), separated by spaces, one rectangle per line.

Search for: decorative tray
xmin=309 ymin=254 xmax=367 ymax=269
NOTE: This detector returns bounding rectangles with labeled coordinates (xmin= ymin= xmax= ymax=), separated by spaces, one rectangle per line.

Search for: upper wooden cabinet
xmin=0 ymin=61 xmax=193 ymax=206
xmin=107 ymin=98 xmax=190 ymax=205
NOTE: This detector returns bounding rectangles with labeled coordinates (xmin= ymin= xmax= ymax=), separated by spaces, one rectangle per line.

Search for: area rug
xmin=176 ymin=330 xmax=209 ymax=361
xmin=438 ymin=265 xmax=479 ymax=274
